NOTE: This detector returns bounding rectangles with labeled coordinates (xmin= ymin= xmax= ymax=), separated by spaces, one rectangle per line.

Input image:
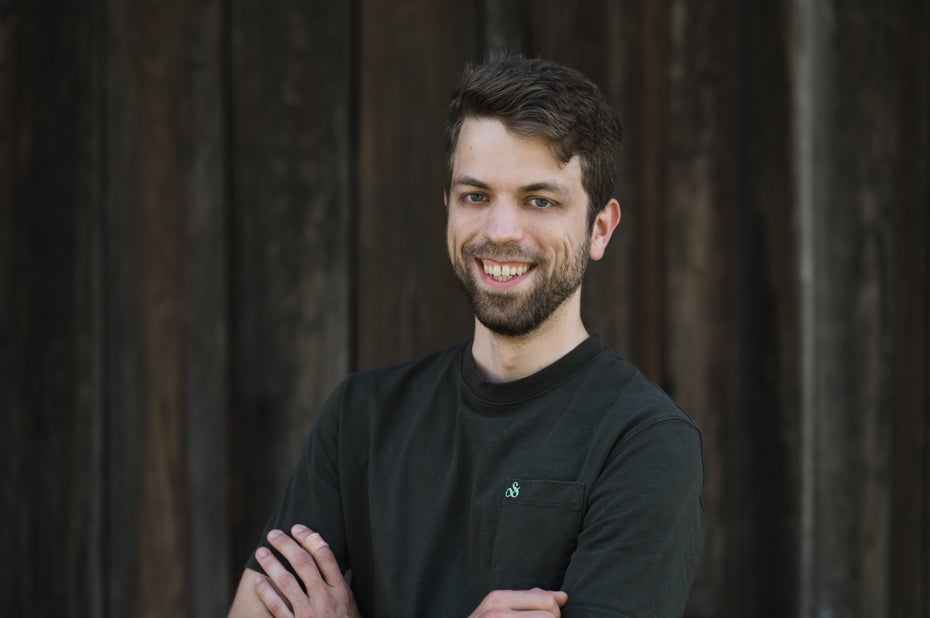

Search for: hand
xmin=253 ymin=525 xmax=361 ymax=618
xmin=468 ymin=588 xmax=569 ymax=617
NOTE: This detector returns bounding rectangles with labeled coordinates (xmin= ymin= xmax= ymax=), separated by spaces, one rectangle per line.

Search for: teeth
xmin=482 ymin=261 xmax=529 ymax=281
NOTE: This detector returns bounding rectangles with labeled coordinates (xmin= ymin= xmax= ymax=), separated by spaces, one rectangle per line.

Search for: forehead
xmin=452 ymin=118 xmax=583 ymax=189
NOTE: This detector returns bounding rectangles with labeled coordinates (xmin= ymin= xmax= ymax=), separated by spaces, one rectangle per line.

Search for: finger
xmin=255 ymin=548 xmax=294 ymax=618
xmin=291 ymin=524 xmax=344 ymax=587
xmin=479 ymin=588 xmax=565 ymax=612
xmin=255 ymin=541 xmax=307 ymax=611
xmin=266 ymin=529 xmax=326 ymax=592
xmin=518 ymin=588 xmax=567 ymax=610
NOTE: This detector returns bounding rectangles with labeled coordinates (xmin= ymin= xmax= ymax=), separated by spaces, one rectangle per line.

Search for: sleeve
xmin=561 ymin=419 xmax=706 ymax=617
xmin=244 ymin=380 xmax=350 ymax=576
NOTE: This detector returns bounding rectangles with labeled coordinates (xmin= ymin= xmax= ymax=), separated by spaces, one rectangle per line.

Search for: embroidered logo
xmin=504 ymin=481 xmax=520 ymax=499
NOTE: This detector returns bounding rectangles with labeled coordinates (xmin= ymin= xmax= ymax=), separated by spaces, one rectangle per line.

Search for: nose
xmin=482 ymin=199 xmax=524 ymax=245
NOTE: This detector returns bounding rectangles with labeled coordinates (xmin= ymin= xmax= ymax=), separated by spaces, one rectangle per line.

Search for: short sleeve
xmin=561 ymin=419 xmax=706 ymax=616
xmin=244 ymin=380 xmax=350 ymax=576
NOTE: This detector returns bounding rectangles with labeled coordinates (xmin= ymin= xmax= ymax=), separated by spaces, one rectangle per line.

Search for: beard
xmin=449 ymin=238 xmax=590 ymax=338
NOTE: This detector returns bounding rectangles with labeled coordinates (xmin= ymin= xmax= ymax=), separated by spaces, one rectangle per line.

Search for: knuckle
xmin=275 ymin=570 xmax=301 ymax=593
xmin=318 ymin=596 xmax=338 ymax=613
xmin=264 ymin=594 xmax=287 ymax=614
xmin=290 ymin=550 xmax=315 ymax=570
xmin=312 ymin=545 xmax=337 ymax=563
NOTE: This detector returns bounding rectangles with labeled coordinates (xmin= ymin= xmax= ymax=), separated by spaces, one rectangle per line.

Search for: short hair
xmin=445 ymin=55 xmax=622 ymax=226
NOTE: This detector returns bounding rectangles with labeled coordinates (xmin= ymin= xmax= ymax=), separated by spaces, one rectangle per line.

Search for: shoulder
xmin=341 ymin=344 xmax=465 ymax=397
xmin=586 ymin=348 xmax=701 ymax=453
xmin=584 ymin=347 xmax=694 ymax=421
xmin=322 ymin=344 xmax=466 ymax=424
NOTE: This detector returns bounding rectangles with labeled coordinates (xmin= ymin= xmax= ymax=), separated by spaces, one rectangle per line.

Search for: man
xmin=230 ymin=55 xmax=704 ymax=617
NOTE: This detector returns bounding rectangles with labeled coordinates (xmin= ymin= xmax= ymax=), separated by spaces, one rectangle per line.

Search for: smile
xmin=481 ymin=259 xmax=532 ymax=282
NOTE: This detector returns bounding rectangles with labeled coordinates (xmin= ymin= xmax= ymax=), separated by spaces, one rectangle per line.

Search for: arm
xmin=229 ymin=531 xmax=568 ymax=618
xmin=468 ymin=589 xmax=569 ymax=617
xmin=240 ymin=526 xmax=567 ymax=618
xmin=561 ymin=420 xmax=705 ymax=616
xmin=228 ymin=568 xmax=274 ymax=617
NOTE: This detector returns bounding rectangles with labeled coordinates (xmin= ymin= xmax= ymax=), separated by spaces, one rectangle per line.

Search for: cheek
xmin=446 ymin=225 xmax=464 ymax=258
xmin=447 ymin=213 xmax=476 ymax=249
xmin=551 ymin=230 xmax=577 ymax=257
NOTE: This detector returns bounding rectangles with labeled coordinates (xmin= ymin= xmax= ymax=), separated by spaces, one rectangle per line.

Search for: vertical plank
xmin=888 ymin=7 xmax=929 ymax=615
xmin=664 ymin=1 xmax=755 ymax=615
xmin=228 ymin=0 xmax=353 ymax=580
xmin=176 ymin=3 xmax=229 ymax=616
xmin=741 ymin=0 xmax=802 ymax=616
xmin=0 ymin=3 xmax=19 ymax=610
xmin=796 ymin=0 xmax=930 ymax=615
xmin=356 ymin=0 xmax=476 ymax=370
xmin=623 ymin=0 xmax=670 ymax=381
xmin=0 ymin=1 xmax=105 ymax=615
xmin=105 ymin=1 xmax=227 ymax=615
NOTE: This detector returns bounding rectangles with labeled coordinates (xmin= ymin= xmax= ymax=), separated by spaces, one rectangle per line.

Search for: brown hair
xmin=446 ymin=55 xmax=622 ymax=226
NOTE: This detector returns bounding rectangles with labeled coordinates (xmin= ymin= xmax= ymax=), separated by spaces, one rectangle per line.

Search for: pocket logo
xmin=504 ymin=481 xmax=520 ymax=498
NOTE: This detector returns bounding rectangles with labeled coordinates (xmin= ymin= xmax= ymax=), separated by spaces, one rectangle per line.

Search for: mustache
xmin=462 ymin=241 xmax=545 ymax=264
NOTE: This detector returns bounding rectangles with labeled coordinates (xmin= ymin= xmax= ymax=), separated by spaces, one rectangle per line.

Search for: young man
xmin=230 ymin=56 xmax=705 ymax=617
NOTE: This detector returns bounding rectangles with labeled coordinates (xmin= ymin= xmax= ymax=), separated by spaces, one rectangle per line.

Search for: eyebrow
xmin=451 ymin=175 xmax=571 ymax=196
xmin=451 ymin=175 xmax=492 ymax=190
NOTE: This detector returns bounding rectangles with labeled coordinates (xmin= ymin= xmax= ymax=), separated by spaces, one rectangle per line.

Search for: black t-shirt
xmin=247 ymin=335 xmax=705 ymax=616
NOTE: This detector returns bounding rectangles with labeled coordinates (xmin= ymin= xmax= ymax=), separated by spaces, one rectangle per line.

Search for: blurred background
xmin=1 ymin=1 xmax=927 ymax=616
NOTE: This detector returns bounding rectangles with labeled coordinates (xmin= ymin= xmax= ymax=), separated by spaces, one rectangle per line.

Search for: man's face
xmin=446 ymin=117 xmax=594 ymax=337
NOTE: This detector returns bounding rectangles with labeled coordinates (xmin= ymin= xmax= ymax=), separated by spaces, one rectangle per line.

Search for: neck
xmin=471 ymin=290 xmax=589 ymax=383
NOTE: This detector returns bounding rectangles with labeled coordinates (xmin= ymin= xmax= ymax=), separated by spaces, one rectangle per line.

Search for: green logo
xmin=505 ymin=481 xmax=520 ymax=498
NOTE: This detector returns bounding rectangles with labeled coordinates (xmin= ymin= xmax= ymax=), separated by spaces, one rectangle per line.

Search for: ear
xmin=443 ymin=191 xmax=449 ymax=208
xmin=589 ymin=199 xmax=621 ymax=261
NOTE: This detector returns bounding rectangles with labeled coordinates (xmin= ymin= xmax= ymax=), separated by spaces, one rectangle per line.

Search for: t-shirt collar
xmin=460 ymin=334 xmax=606 ymax=407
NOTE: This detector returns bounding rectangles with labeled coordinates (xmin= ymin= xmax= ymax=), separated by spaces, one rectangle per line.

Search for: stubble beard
xmin=449 ymin=239 xmax=591 ymax=338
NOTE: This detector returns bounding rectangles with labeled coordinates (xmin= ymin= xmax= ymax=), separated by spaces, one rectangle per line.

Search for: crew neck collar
xmin=460 ymin=334 xmax=606 ymax=407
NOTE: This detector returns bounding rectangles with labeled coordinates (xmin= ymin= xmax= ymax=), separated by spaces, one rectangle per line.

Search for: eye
xmin=463 ymin=192 xmax=487 ymax=204
xmin=529 ymin=197 xmax=553 ymax=209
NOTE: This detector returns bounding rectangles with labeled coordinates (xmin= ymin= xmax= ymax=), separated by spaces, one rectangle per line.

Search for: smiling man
xmin=230 ymin=56 xmax=705 ymax=617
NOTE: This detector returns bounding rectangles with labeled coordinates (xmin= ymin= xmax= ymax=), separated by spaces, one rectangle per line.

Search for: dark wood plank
xmin=0 ymin=1 xmax=106 ymax=615
xmin=798 ymin=1 xmax=929 ymax=615
xmin=174 ymin=4 xmax=230 ymax=616
xmin=663 ymin=1 xmax=757 ymax=615
xmin=227 ymin=0 xmax=353 ymax=584
xmin=894 ymin=9 xmax=930 ymax=617
xmin=355 ymin=0 xmax=476 ymax=370
xmin=104 ymin=1 xmax=227 ymax=615
xmin=740 ymin=1 xmax=802 ymax=616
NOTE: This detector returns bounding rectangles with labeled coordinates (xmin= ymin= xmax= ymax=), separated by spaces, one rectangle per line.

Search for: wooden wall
xmin=1 ymin=1 xmax=927 ymax=616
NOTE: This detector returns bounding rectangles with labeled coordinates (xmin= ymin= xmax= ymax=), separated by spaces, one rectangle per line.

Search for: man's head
xmin=445 ymin=55 xmax=622 ymax=228
xmin=444 ymin=57 xmax=623 ymax=339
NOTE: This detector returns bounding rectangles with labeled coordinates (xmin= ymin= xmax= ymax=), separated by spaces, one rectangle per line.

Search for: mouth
xmin=479 ymin=259 xmax=533 ymax=282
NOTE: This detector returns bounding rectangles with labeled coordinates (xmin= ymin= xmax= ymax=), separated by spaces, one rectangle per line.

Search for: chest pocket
xmin=490 ymin=479 xmax=585 ymax=590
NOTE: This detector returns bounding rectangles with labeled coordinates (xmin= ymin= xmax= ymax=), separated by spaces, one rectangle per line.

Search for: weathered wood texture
xmin=1 ymin=2 xmax=106 ymax=616
xmin=355 ymin=1 xmax=476 ymax=369
xmin=104 ymin=2 xmax=229 ymax=616
xmin=227 ymin=0 xmax=352 ymax=583
xmin=797 ymin=2 xmax=930 ymax=616
xmin=1 ymin=1 xmax=927 ymax=616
